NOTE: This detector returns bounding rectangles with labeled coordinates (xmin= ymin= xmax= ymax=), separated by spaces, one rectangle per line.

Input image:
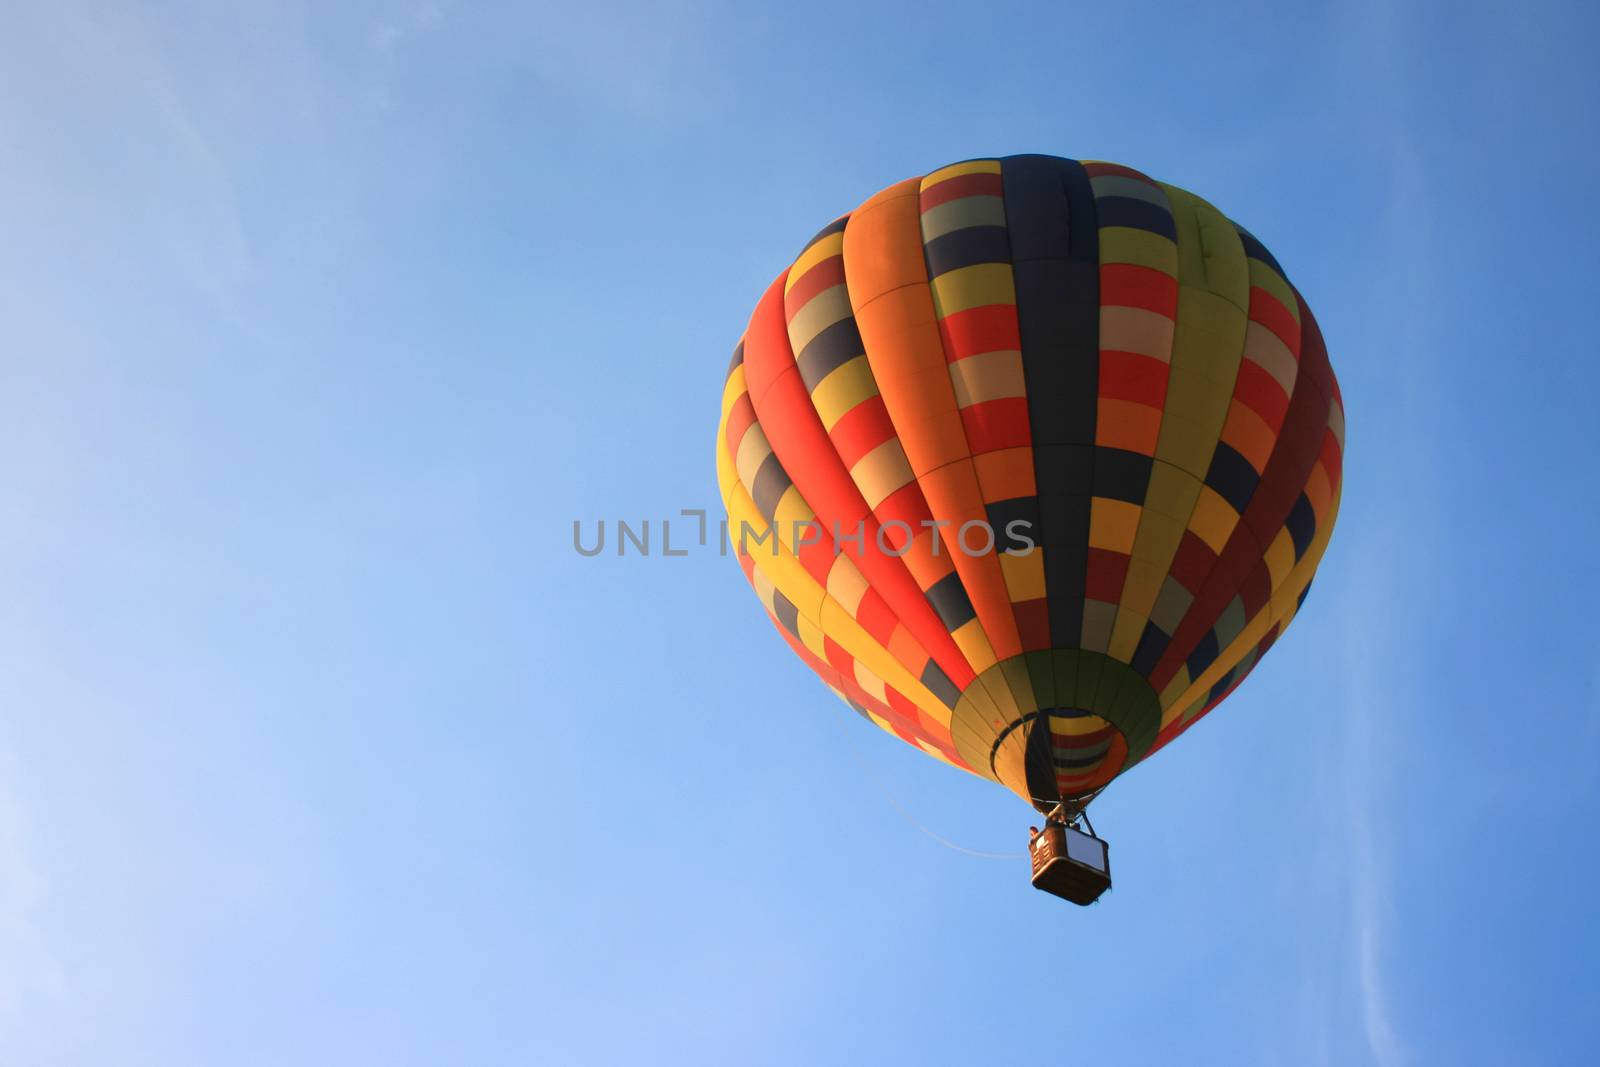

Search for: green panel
xmin=1023 ymin=649 xmax=1058 ymax=710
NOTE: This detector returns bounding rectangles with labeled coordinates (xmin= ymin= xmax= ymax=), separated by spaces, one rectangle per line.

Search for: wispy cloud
xmin=1314 ymin=0 xmax=1455 ymax=1056
xmin=1341 ymin=548 xmax=1407 ymax=1067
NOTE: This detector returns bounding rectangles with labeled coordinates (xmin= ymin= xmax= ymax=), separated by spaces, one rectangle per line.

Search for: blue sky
xmin=1 ymin=1 xmax=1596 ymax=1063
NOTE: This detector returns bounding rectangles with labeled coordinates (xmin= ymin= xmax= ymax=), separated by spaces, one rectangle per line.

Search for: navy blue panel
xmin=1205 ymin=442 xmax=1261 ymax=514
xmin=1093 ymin=448 xmax=1154 ymax=504
xmin=925 ymin=570 xmax=978 ymax=631
xmin=924 ymin=225 xmax=1012 ymax=277
xmin=1185 ymin=629 xmax=1221 ymax=681
xmin=1035 ymin=445 xmax=1094 ymax=645
xmin=919 ymin=661 xmax=962 ymax=710
xmin=795 ymin=317 xmax=865 ymax=390
xmin=985 ymin=496 xmax=1041 ymax=555
xmin=1001 ymin=155 xmax=1099 ymax=650
xmin=772 ymin=590 xmax=801 ymax=636
xmin=750 ymin=452 xmax=792 ymax=520
xmin=802 ymin=215 xmax=849 ymax=251
xmin=1094 ymin=196 xmax=1178 ymax=240
xmin=1285 ymin=493 xmax=1316 ymax=559
xmin=1023 ymin=711 xmax=1060 ymax=805
xmin=1130 ymin=621 xmax=1170 ymax=677
xmin=1234 ymin=224 xmax=1287 ymax=278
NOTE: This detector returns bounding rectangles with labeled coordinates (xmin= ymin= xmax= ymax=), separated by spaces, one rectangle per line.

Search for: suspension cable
xmin=831 ymin=709 xmax=1029 ymax=861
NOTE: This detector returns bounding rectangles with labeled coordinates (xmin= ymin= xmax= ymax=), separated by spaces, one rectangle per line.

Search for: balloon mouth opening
xmin=994 ymin=708 xmax=1129 ymax=810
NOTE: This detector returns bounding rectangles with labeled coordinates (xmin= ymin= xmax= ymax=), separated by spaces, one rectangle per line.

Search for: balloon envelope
xmin=716 ymin=155 xmax=1343 ymax=811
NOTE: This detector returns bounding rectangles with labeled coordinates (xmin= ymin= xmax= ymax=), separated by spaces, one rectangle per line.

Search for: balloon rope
xmin=831 ymin=710 xmax=1028 ymax=862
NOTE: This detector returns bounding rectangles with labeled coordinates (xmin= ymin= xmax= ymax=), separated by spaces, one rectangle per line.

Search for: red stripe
xmin=1232 ymin=359 xmax=1290 ymax=429
xmin=959 ymin=398 xmax=1033 ymax=453
xmin=773 ymin=616 xmax=961 ymax=762
xmin=1238 ymin=562 xmax=1272 ymax=618
xmin=742 ymin=274 xmax=977 ymax=689
xmin=783 ymin=257 xmax=846 ymax=322
xmin=1098 ymin=350 xmax=1168 ymax=408
xmin=724 ymin=394 xmax=758 ymax=455
xmin=1248 ymin=286 xmax=1301 ymax=356
xmin=1099 ymin=263 xmax=1178 ymax=315
xmin=1013 ymin=598 xmax=1051 ymax=652
xmin=795 ymin=530 xmax=836 ymax=584
xmin=855 ymin=590 xmax=900 ymax=644
xmin=1319 ymin=430 xmax=1343 ymax=488
xmin=1168 ymin=531 xmax=1216 ymax=593
xmin=919 ymin=171 xmax=1002 ymax=210
xmin=826 ymin=396 xmax=896 ymax=469
xmin=1149 ymin=299 xmax=1334 ymax=690
xmin=1082 ymin=162 xmax=1157 ymax=183
xmin=937 ymin=304 xmax=1021 ymax=360
xmin=875 ymin=481 xmax=935 ymax=531
xmin=1085 ymin=548 xmax=1130 ymax=603
xmin=823 ymin=636 xmax=853 ymax=674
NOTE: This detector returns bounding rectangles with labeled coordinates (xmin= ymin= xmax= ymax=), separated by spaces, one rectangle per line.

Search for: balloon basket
xmin=1029 ymin=821 xmax=1111 ymax=905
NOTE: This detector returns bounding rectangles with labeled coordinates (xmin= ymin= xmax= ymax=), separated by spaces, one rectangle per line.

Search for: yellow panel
xmin=1107 ymin=609 xmax=1148 ymax=663
xmin=1189 ymin=486 xmax=1238 ymax=554
xmin=915 ymin=738 xmax=962 ymax=769
xmin=1098 ymin=227 xmax=1178 ymax=274
xmin=1263 ymin=528 xmax=1296 ymax=589
xmin=951 ymin=617 xmax=998 ymax=674
xmin=1118 ymin=558 xmax=1167 ymax=619
xmin=930 ymin=263 xmax=1015 ymax=318
xmin=1245 ymin=256 xmax=1301 ymax=328
xmin=1304 ymin=463 xmax=1334 ymax=518
xmin=850 ymin=437 xmax=916 ymax=509
xmin=854 ymin=661 xmax=889 ymax=703
xmin=1089 ymin=497 xmax=1141 ymax=553
xmin=1141 ymin=460 xmax=1202 ymax=524
xmin=771 ymin=488 xmax=817 ymax=550
xmin=999 ymin=549 xmax=1047 ymax=602
xmin=784 ymin=230 xmax=844 ymax=293
xmin=720 ymin=361 xmax=748 ymax=418
xmin=1130 ymin=510 xmax=1186 ymax=567
xmin=733 ymin=422 xmax=773 ymax=489
xmin=796 ymin=614 xmax=829 ymax=660
xmin=921 ymin=158 xmax=1001 ymax=187
xmin=750 ymin=564 xmax=776 ymax=608
xmin=1159 ymin=668 xmax=1191 ymax=710
xmin=824 ymin=555 xmax=869 ymax=615
xmin=786 ymin=283 xmax=853 ymax=353
xmin=1161 ymin=483 xmax=1342 ymax=725
xmin=810 ymin=355 xmax=879 ymax=429
xmin=1052 ymin=711 xmax=1111 ymax=736
xmin=720 ymin=447 xmax=952 ymax=727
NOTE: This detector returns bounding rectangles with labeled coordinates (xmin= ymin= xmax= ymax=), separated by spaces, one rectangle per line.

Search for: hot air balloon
xmin=715 ymin=155 xmax=1343 ymax=903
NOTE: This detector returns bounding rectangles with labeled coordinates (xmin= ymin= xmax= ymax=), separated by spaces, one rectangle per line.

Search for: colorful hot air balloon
xmin=715 ymin=155 xmax=1343 ymax=902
